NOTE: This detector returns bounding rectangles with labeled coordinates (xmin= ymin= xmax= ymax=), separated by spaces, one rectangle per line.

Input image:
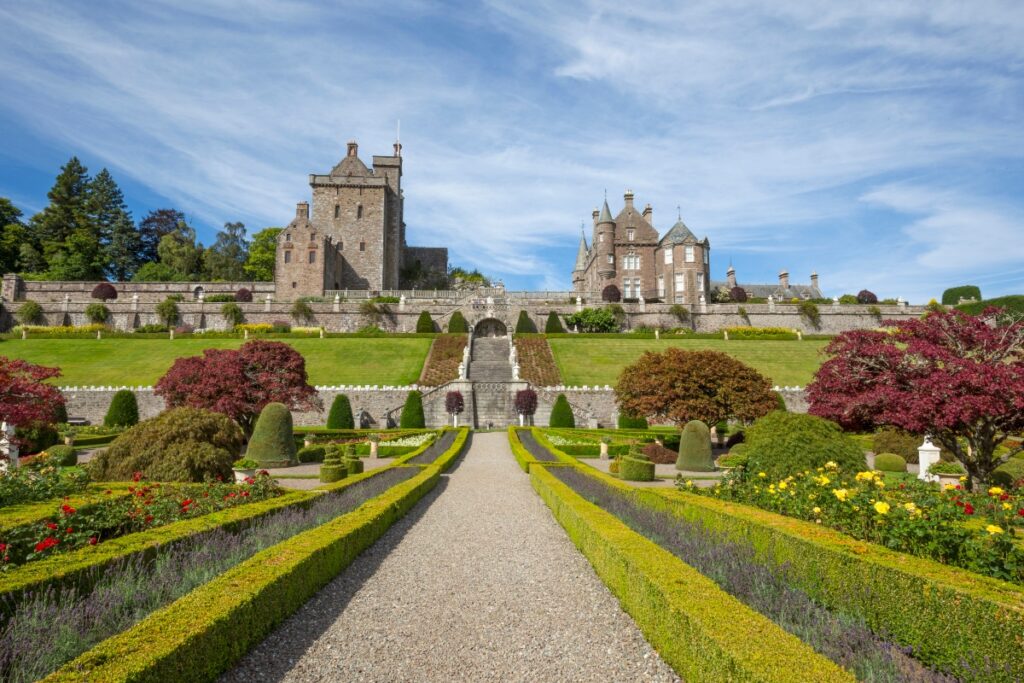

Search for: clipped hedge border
xmin=528 ymin=433 xmax=1024 ymax=681
xmin=45 ymin=457 xmax=459 ymax=680
xmin=507 ymin=427 xmax=571 ymax=472
xmin=529 ymin=464 xmax=851 ymax=682
xmin=71 ymin=433 xmax=119 ymax=447
xmin=422 ymin=428 xmax=467 ymax=472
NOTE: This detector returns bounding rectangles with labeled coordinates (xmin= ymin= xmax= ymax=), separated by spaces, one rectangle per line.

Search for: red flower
xmin=258 ymin=469 xmax=270 ymax=476
xmin=144 ymin=514 xmax=154 ymax=524
xmin=65 ymin=527 xmax=73 ymax=534
xmin=61 ymin=504 xmax=76 ymax=516
xmin=34 ymin=537 xmax=58 ymax=553
xmin=0 ymin=543 xmax=7 ymax=553
xmin=964 ymin=503 xmax=975 ymax=515
xmin=1018 ymin=509 xmax=1024 ymax=517
xmin=241 ymin=491 xmax=250 ymax=497
xmin=1000 ymin=493 xmax=1009 ymax=501
xmin=132 ymin=471 xmax=143 ymax=482
xmin=46 ymin=522 xmax=58 ymax=530
xmin=104 ymin=489 xmax=112 ymax=495
xmin=89 ymin=536 xmax=98 ymax=545
xmin=180 ymin=499 xmax=193 ymax=508
xmin=898 ymin=483 xmax=906 ymax=490
xmin=955 ymin=485 xmax=962 ymax=490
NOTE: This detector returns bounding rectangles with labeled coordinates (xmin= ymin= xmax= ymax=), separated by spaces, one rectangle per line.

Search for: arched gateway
xmin=473 ymin=318 xmax=508 ymax=337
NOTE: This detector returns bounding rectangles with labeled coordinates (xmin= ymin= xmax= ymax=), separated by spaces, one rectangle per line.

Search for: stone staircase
xmin=468 ymin=337 xmax=513 ymax=381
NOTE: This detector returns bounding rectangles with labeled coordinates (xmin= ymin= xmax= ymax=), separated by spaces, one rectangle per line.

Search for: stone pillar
xmin=62 ymin=294 xmax=71 ymax=312
xmin=575 ymin=296 xmax=583 ymax=312
xmin=264 ymin=294 xmax=272 ymax=312
xmin=768 ymin=295 xmax=775 ymax=312
xmin=399 ymin=295 xmax=406 ymax=312
xmin=333 ymin=294 xmax=341 ymax=312
xmin=638 ymin=295 xmax=646 ymax=312
xmin=458 ymin=361 xmax=466 ymax=380
xmin=917 ymin=438 xmax=941 ymax=483
xmin=0 ymin=421 xmax=18 ymax=472
xmin=832 ymin=296 xmax=839 ymax=312
xmin=699 ymin=293 xmax=707 ymax=314
xmin=131 ymin=293 xmax=140 ymax=312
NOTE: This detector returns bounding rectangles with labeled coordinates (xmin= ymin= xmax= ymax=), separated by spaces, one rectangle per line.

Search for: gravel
xmin=221 ymin=431 xmax=679 ymax=682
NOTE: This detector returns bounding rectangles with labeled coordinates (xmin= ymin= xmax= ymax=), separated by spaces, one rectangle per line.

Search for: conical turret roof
xmin=598 ymin=199 xmax=614 ymax=224
xmin=573 ymin=232 xmax=589 ymax=271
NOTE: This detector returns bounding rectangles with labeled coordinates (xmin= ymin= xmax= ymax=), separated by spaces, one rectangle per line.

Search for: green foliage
xmin=318 ymin=451 xmax=347 ymax=483
xmin=724 ymin=326 xmax=798 ymax=340
xmin=873 ymin=452 xmax=906 ymax=472
xmin=619 ymin=456 xmax=656 ymax=481
xmin=90 ymin=407 xmax=244 ymax=481
xmin=296 ymin=445 xmax=326 ymax=463
xmin=544 ymin=311 xmax=565 ymax=333
xmin=16 ymin=423 xmax=59 ymax=454
xmin=564 ymin=307 xmax=617 ymax=333
xmin=515 ymin=310 xmax=536 ymax=333
xmin=774 ymin=392 xmax=788 ymax=412
xmin=549 ymin=394 xmax=575 ymax=428
xmin=669 ymin=304 xmax=690 ymax=323
xmin=745 ymin=412 xmax=865 ymax=478
xmin=246 ymin=402 xmax=297 ymax=466
xmin=17 ymin=300 xmax=43 ymax=326
xmin=241 ymin=227 xmax=282 ymax=281
xmin=290 ymin=300 xmax=314 ymax=324
xmin=104 ymin=389 xmax=139 ymax=428
xmin=45 ymin=444 xmax=77 ymax=466
xmin=956 ymin=295 xmax=1024 ymax=317
xmin=220 ymin=302 xmax=244 ymax=327
xmin=838 ymin=294 xmax=859 ymax=305
xmin=990 ymin=459 xmax=1024 ymax=487
xmin=677 ymin=420 xmax=714 ymax=471
xmin=798 ymin=300 xmax=821 ymax=329
xmin=415 ymin=310 xmax=435 ymax=333
xmin=326 ymin=394 xmax=354 ymax=429
xmin=873 ymin=428 xmax=922 ymax=464
xmin=447 ymin=310 xmax=468 ymax=333
xmin=155 ymin=297 xmax=180 ymax=327
xmin=345 ymin=457 xmax=364 ymax=476
xmin=617 ymin=413 xmax=648 ymax=429
xmin=0 ymin=461 xmax=88 ymax=507
xmin=84 ymin=302 xmax=109 ymax=324
xmin=941 ymin=285 xmax=981 ymax=305
xmin=399 ymin=390 xmax=425 ymax=428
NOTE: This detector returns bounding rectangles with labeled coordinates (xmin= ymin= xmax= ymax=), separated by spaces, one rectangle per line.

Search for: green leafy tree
xmin=243 ymin=227 xmax=282 ymax=281
xmin=157 ymin=225 xmax=202 ymax=280
xmin=88 ymin=169 xmax=140 ymax=280
xmin=204 ymin=221 xmax=249 ymax=281
xmin=132 ymin=261 xmax=180 ymax=282
xmin=156 ymin=297 xmax=180 ymax=327
xmin=564 ymin=307 xmax=617 ymax=333
xmin=941 ymin=285 xmax=982 ymax=305
xmin=327 ymin=394 xmax=354 ymax=429
xmin=138 ymin=209 xmax=185 ymax=265
xmin=400 ymin=390 xmax=425 ymax=428
xmin=549 ymin=394 xmax=575 ymax=428
xmin=84 ymin=302 xmax=110 ymax=324
xmin=221 ymin=302 xmax=244 ymax=327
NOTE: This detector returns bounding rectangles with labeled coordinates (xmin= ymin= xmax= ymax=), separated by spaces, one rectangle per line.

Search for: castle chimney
xmin=642 ymin=203 xmax=652 ymax=225
xmin=592 ymin=208 xmax=599 ymax=226
xmin=346 ymin=140 xmax=358 ymax=157
xmin=624 ymin=189 xmax=634 ymax=211
xmin=393 ymin=142 xmax=402 ymax=157
xmin=779 ymin=269 xmax=790 ymax=290
xmin=726 ymin=265 xmax=736 ymax=289
xmin=296 ymin=201 xmax=309 ymax=220
xmin=810 ymin=271 xmax=819 ymax=291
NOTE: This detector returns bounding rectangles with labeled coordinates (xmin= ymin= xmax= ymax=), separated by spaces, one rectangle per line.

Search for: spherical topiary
xmin=990 ymin=459 xmax=1024 ymax=488
xmin=91 ymin=282 xmax=118 ymax=301
xmin=745 ymin=412 xmax=866 ymax=479
xmin=617 ymin=413 xmax=648 ymax=429
xmin=874 ymin=452 xmax=907 ymax=472
xmin=729 ymin=286 xmax=748 ymax=303
xmin=857 ymin=289 xmax=878 ymax=304
xmin=448 ymin=310 xmax=468 ymax=333
xmin=515 ymin=310 xmax=536 ymax=333
xmin=545 ymin=311 xmax=565 ymax=333
xmin=297 ymin=445 xmax=326 ymax=463
xmin=246 ymin=402 xmax=297 ymax=466
xmin=319 ymin=451 xmax=347 ymax=483
xmin=416 ymin=310 xmax=435 ymax=333
xmin=601 ymin=284 xmax=621 ymax=302
xmin=234 ymin=287 xmax=253 ymax=302
xmin=399 ymin=390 xmax=425 ymax=428
xmin=620 ymin=456 xmax=656 ymax=481
xmin=327 ymin=394 xmax=355 ymax=429
xmin=104 ymin=389 xmax=139 ymax=428
xmin=677 ymin=420 xmax=714 ymax=471
xmin=549 ymin=394 xmax=575 ymax=428
xmin=89 ymin=407 xmax=244 ymax=482
xmin=46 ymin=444 xmax=77 ymax=467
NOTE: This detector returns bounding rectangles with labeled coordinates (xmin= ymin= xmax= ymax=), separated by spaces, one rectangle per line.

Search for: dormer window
xmin=627 ymin=229 xmax=635 ymax=241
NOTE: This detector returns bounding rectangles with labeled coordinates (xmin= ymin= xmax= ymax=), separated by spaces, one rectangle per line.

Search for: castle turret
xmin=572 ymin=230 xmax=589 ymax=291
xmin=726 ymin=265 xmax=736 ymax=289
xmin=810 ymin=271 xmax=819 ymax=293
xmin=596 ymin=198 xmax=616 ymax=279
xmin=779 ymin=269 xmax=790 ymax=291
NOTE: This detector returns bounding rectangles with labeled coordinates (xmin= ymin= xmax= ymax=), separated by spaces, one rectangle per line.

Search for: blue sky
xmin=1 ymin=1 xmax=1023 ymax=302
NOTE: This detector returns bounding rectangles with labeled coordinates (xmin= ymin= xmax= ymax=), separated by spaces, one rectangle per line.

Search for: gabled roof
xmin=330 ymin=153 xmax=370 ymax=178
xmin=660 ymin=218 xmax=697 ymax=245
xmin=573 ymin=233 xmax=589 ymax=271
xmin=597 ymin=199 xmax=614 ymax=224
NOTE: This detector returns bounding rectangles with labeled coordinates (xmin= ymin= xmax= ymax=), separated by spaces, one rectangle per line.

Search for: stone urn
xmin=232 ymin=458 xmax=258 ymax=483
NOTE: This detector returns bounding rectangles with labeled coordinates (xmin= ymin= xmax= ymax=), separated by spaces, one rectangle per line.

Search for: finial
xmin=604 ymin=188 xmax=607 ymax=200
xmin=677 ymin=205 xmax=681 ymax=220
xmin=580 ymin=220 xmax=585 ymax=234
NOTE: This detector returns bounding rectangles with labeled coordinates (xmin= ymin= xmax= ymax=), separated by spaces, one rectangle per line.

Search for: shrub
xmin=515 ymin=388 xmax=538 ymax=417
xmin=156 ymin=297 xmax=180 ymax=327
xmin=729 ymin=286 xmax=747 ymax=302
xmin=246 ymin=402 xmax=297 ymax=466
xmin=45 ymin=444 xmax=77 ymax=466
xmin=91 ymin=282 xmax=118 ymax=301
xmin=798 ymin=300 xmax=821 ymax=329
xmin=326 ymin=394 xmax=354 ymax=429
xmin=399 ymin=390 xmax=425 ymax=428
xmin=549 ymin=394 xmax=575 ymax=428
xmin=745 ymin=412 xmax=865 ymax=479
xmin=515 ymin=310 xmax=536 ymax=333
xmin=174 ymin=324 xmax=194 ymax=335
xmin=990 ymin=459 xmax=1024 ymax=487
xmin=84 ymin=302 xmax=110 ymax=324
xmin=296 ymin=445 xmax=326 ymax=463
xmin=619 ymin=455 xmax=656 ymax=481
xmin=564 ymin=307 xmax=617 ymax=333
xmin=715 ymin=451 xmax=747 ymax=468
xmin=677 ymin=420 xmax=713 ymax=471
xmin=221 ymin=302 xmax=244 ymax=327
xmin=873 ymin=428 xmax=921 ymax=464
xmin=415 ymin=310 xmax=434 ymax=333
xmin=136 ymin=324 xmax=169 ymax=333
xmin=838 ymin=294 xmax=859 ymax=305
xmin=104 ymin=389 xmax=139 ymax=428
xmin=235 ymin=288 xmax=253 ymax=302
xmin=774 ymin=392 xmax=788 ymax=412
xmin=345 ymin=457 xmax=364 ymax=475
xmin=856 ymin=289 xmax=878 ymax=304
xmin=291 ymin=300 xmax=314 ymax=324
xmin=641 ymin=442 xmax=677 ymax=464
xmin=16 ymin=423 xmax=59 ymax=454
xmin=873 ymin=452 xmax=906 ymax=472
xmin=617 ymin=413 xmax=648 ymax=429
xmin=17 ymin=300 xmax=43 ymax=326
xmin=448 ymin=310 xmax=468 ymax=333
xmin=941 ymin=285 xmax=982 ymax=305
xmin=90 ymin=408 xmax=244 ymax=481
xmin=203 ymin=294 xmax=235 ymax=303
xmin=318 ymin=451 xmax=346 ymax=483
xmin=544 ymin=311 xmax=565 ymax=333
xmin=601 ymin=284 xmax=621 ymax=302
xmin=669 ymin=304 xmax=690 ymax=323
xmin=725 ymin=431 xmax=745 ymax=448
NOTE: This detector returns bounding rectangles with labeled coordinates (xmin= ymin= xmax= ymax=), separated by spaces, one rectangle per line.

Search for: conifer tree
xmin=89 ymin=169 xmax=141 ymax=281
xmin=138 ymin=209 xmax=186 ymax=264
xmin=29 ymin=157 xmax=92 ymax=275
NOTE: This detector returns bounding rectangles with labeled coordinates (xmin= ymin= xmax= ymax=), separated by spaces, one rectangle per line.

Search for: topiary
xmin=235 ymin=288 xmax=253 ymax=302
xmin=84 ymin=302 xmax=110 ymax=324
xmin=857 ymin=289 xmax=878 ymax=304
xmin=327 ymin=394 xmax=355 ymax=429
xmin=515 ymin=310 xmax=536 ymax=333
xmin=448 ymin=310 xmax=468 ymax=333
xmin=89 ymin=407 xmax=244 ymax=482
xmin=676 ymin=420 xmax=714 ymax=471
xmin=617 ymin=413 xmax=648 ymax=429
xmin=745 ymin=412 xmax=866 ymax=479
xmin=399 ymin=390 xmax=425 ymax=428
xmin=46 ymin=444 xmax=77 ymax=467
xmin=246 ymin=402 xmax=297 ymax=466
xmin=545 ymin=311 xmax=565 ymax=333
xmin=620 ymin=455 xmax=656 ymax=481
xmin=641 ymin=441 xmax=677 ymax=464
xmin=874 ymin=452 xmax=907 ymax=472
xmin=297 ymin=445 xmax=326 ymax=463
xmin=104 ymin=389 xmax=139 ymax=428
xmin=91 ymin=282 xmax=118 ymax=301
xmin=319 ymin=451 xmax=347 ymax=483
xmin=345 ymin=457 xmax=364 ymax=475
xmin=156 ymin=297 xmax=180 ymax=327
xmin=416 ymin=310 xmax=435 ymax=333
xmin=990 ymin=459 xmax=1024 ymax=488
xmin=549 ymin=394 xmax=575 ymax=428
xmin=872 ymin=428 xmax=922 ymax=464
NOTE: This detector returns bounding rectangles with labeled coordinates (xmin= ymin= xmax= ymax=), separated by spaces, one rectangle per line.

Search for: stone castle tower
xmin=275 ymin=140 xmax=447 ymax=299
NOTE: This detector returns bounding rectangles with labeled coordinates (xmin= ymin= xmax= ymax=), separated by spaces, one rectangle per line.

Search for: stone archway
xmin=474 ymin=317 xmax=508 ymax=337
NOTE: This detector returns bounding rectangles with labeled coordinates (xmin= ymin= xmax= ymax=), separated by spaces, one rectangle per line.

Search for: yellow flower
xmin=988 ymin=486 xmax=1005 ymax=496
xmin=903 ymin=502 xmax=917 ymax=514
xmin=812 ymin=506 xmax=821 ymax=515
xmin=943 ymin=483 xmax=956 ymax=491
xmin=855 ymin=471 xmax=875 ymax=482
xmin=778 ymin=481 xmax=788 ymax=490
xmin=985 ymin=525 xmax=1004 ymax=535
xmin=833 ymin=488 xmax=849 ymax=502
xmin=958 ymin=476 xmax=967 ymax=482
xmin=824 ymin=461 xmax=838 ymax=471
xmin=758 ymin=472 xmax=767 ymax=479
xmin=874 ymin=479 xmax=886 ymax=489
xmin=685 ymin=480 xmax=693 ymax=487
xmin=1002 ymin=503 xmax=1012 ymax=511
xmin=874 ymin=501 xmax=890 ymax=515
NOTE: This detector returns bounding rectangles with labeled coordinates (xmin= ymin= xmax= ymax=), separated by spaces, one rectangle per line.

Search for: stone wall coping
xmin=59 ymin=384 xmax=423 ymax=392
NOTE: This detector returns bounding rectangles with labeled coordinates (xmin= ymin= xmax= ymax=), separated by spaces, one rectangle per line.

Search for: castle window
xmin=685 ymin=246 xmax=695 ymax=262
xmin=285 ymin=233 xmax=291 ymax=242
xmin=607 ymin=254 xmax=614 ymax=265
xmin=674 ymin=272 xmax=685 ymax=296
xmin=357 ymin=204 xmax=363 ymax=219
xmin=623 ymin=254 xmax=640 ymax=270
xmin=292 ymin=282 xmax=297 ymax=288
xmin=664 ymin=249 xmax=673 ymax=265
xmin=657 ymin=275 xmax=664 ymax=298
xmin=284 ymin=251 xmax=291 ymax=264
xmin=599 ymin=234 xmax=604 ymax=243
xmin=359 ymin=241 xmax=366 ymax=252
xmin=623 ymin=279 xmax=633 ymax=298
xmin=308 ymin=251 xmax=316 ymax=264
xmin=627 ymin=229 xmax=634 ymax=241
xmin=704 ymin=249 xmax=709 ymax=265
xmin=334 ymin=205 xmax=340 ymax=218
xmin=697 ymin=273 xmax=705 ymax=291
xmin=339 ymin=241 xmax=343 ymax=251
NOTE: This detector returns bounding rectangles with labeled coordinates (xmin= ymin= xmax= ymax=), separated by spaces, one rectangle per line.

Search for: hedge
xmin=0 ymin=484 xmax=134 ymax=537
xmin=529 ymin=465 xmax=850 ymax=682
xmin=71 ymin=433 xmax=119 ymax=448
xmin=619 ymin=456 xmax=655 ymax=481
xmin=45 ymin=463 xmax=442 ymax=682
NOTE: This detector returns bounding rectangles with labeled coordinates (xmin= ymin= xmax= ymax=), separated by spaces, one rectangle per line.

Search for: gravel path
xmin=222 ymin=431 xmax=679 ymax=682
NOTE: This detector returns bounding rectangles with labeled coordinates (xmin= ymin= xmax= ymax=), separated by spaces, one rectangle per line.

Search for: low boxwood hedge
xmin=529 ymin=465 xmax=850 ymax=682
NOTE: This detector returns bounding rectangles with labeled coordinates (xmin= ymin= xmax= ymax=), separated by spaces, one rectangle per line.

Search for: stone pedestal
xmin=917 ymin=438 xmax=941 ymax=483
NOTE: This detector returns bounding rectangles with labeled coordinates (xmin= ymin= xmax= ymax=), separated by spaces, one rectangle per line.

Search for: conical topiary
xmin=327 ymin=394 xmax=354 ymax=429
xmin=676 ymin=420 xmax=714 ymax=471
xmin=246 ymin=402 xmax=296 ymax=466
xmin=400 ymin=390 xmax=425 ymax=428
xmin=549 ymin=394 xmax=575 ymax=428
xmin=416 ymin=310 xmax=435 ymax=333
xmin=104 ymin=389 xmax=140 ymax=428
xmin=545 ymin=311 xmax=565 ymax=333
xmin=448 ymin=311 xmax=468 ymax=333
xmin=515 ymin=310 xmax=536 ymax=333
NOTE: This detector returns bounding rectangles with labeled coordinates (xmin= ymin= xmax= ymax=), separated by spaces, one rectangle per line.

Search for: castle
xmin=572 ymin=191 xmax=821 ymax=303
xmin=275 ymin=140 xmax=447 ymax=298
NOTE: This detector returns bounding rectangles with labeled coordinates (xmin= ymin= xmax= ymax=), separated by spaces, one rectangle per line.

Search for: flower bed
xmin=0 ymin=465 xmax=90 ymax=508
xmin=402 ymin=429 xmax=465 ymax=468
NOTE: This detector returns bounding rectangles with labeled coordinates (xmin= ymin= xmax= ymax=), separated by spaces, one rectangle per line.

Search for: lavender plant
xmin=405 ymin=430 xmax=457 ymax=465
xmin=516 ymin=430 xmax=559 ymax=462
xmin=0 ymin=467 xmax=415 ymax=682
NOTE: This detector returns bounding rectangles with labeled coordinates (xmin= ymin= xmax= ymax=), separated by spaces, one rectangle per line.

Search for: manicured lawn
xmin=548 ymin=338 xmax=828 ymax=387
xmin=0 ymin=338 xmax=432 ymax=386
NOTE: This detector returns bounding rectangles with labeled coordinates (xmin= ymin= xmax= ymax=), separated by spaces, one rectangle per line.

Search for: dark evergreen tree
xmin=89 ymin=169 xmax=141 ymax=281
xmin=448 ymin=310 xmax=468 ymax=333
xmin=29 ymin=157 xmax=92 ymax=276
xmin=204 ymin=221 xmax=249 ymax=281
xmin=515 ymin=310 xmax=536 ymax=333
xmin=138 ymin=209 xmax=186 ymax=265
xmin=400 ymin=390 xmax=426 ymax=428
xmin=544 ymin=311 xmax=565 ymax=333
xmin=549 ymin=394 xmax=575 ymax=428
xmin=416 ymin=310 xmax=435 ymax=333
xmin=327 ymin=394 xmax=355 ymax=429
xmin=0 ymin=198 xmax=26 ymax=274
xmin=157 ymin=224 xmax=202 ymax=280
xmin=104 ymin=389 xmax=140 ymax=428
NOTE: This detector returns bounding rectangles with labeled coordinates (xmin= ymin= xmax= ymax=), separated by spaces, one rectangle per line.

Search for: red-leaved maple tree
xmin=807 ymin=308 xmax=1024 ymax=487
xmin=0 ymin=356 xmax=65 ymax=431
xmin=155 ymin=340 xmax=320 ymax=436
